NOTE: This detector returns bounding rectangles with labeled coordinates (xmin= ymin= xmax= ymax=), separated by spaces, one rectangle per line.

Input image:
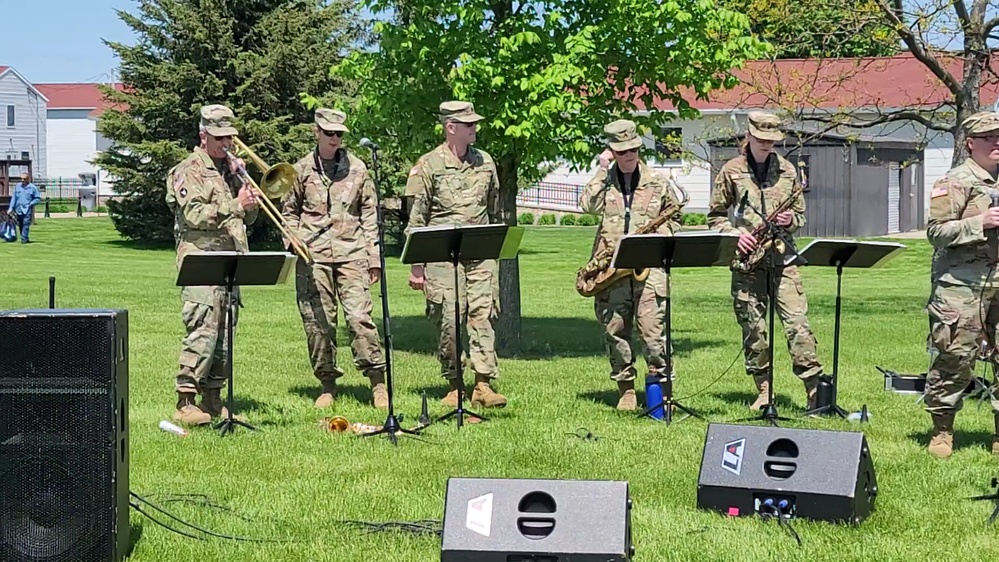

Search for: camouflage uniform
xmin=165 ymin=104 xmax=259 ymax=426
xmin=281 ymin=108 xmax=387 ymax=409
xmin=707 ymin=110 xmax=823 ymax=411
xmin=924 ymin=111 xmax=999 ymax=459
xmin=404 ymin=101 xmax=506 ymax=408
xmin=579 ymin=119 xmax=683 ymax=410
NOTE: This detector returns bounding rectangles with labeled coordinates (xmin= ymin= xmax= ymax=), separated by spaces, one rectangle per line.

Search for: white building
xmin=534 ymin=53 xmax=992 ymax=231
xmin=35 ymin=82 xmax=121 ymax=198
xmin=0 ymin=66 xmax=47 ymax=196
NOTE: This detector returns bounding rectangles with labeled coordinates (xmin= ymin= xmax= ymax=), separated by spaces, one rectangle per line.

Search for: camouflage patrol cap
xmin=604 ymin=119 xmax=643 ymax=152
xmin=747 ymin=110 xmax=784 ymax=141
xmin=200 ymin=104 xmax=238 ymax=137
xmin=439 ymin=101 xmax=484 ymax=124
xmin=962 ymin=111 xmax=999 ymax=136
xmin=315 ymin=108 xmax=349 ymax=133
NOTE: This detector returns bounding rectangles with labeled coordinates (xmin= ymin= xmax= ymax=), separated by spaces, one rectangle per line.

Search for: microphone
xmin=360 ymin=137 xmax=380 ymax=151
xmin=991 ymin=192 xmax=999 ymax=208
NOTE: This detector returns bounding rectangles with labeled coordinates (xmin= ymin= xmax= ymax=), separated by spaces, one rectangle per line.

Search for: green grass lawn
xmin=3 ymin=218 xmax=998 ymax=561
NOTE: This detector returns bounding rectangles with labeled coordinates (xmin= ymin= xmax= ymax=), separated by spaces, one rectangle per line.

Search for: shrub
xmin=576 ymin=214 xmax=599 ymax=226
xmin=518 ymin=212 xmax=535 ymax=225
xmin=560 ymin=214 xmax=576 ymax=226
xmin=538 ymin=213 xmax=556 ymax=225
xmin=683 ymin=212 xmax=707 ymax=226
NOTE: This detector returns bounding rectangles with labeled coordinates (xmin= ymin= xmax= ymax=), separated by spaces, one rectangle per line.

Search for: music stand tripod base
xmin=400 ymin=223 xmax=523 ymax=430
xmin=176 ymin=250 xmax=296 ymax=437
xmin=609 ymin=232 xmax=741 ymax=425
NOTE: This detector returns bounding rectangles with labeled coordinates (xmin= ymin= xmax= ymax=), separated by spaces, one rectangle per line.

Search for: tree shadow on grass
xmin=389 ymin=315 xmax=730 ymax=361
xmin=101 ymin=238 xmax=173 ymax=252
xmin=226 ymin=394 xmax=296 ymax=428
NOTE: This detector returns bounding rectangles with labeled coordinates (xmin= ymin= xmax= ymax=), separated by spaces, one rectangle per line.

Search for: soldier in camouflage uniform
xmin=579 ymin=119 xmax=684 ymax=410
xmin=280 ymin=108 xmax=387 ymax=410
xmin=707 ymin=110 xmax=824 ymax=411
xmin=404 ymin=101 xmax=507 ymax=409
xmin=165 ymin=104 xmax=259 ymax=426
xmin=924 ymin=111 xmax=999 ymax=459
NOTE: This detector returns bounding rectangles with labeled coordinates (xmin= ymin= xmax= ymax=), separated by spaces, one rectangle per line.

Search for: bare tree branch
xmin=874 ymin=0 xmax=967 ymax=103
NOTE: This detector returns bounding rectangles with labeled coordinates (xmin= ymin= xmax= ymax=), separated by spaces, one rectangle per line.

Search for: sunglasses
xmin=321 ymin=130 xmax=344 ymax=138
xmin=613 ymin=147 xmax=639 ymax=155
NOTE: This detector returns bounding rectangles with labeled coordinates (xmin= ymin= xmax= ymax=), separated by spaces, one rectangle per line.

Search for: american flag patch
xmin=931 ymin=186 xmax=948 ymax=198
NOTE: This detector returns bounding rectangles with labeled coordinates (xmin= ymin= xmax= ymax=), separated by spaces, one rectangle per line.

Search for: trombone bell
xmin=232 ymin=136 xmax=297 ymax=200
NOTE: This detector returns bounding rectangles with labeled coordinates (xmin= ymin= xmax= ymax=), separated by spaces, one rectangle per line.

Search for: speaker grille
xmin=0 ymin=314 xmax=115 ymax=387
xmin=0 ymin=309 xmax=128 ymax=562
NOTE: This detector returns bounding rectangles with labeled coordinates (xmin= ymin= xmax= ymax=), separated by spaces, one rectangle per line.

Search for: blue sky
xmin=1 ymin=0 xmax=993 ymax=85
xmin=1 ymin=0 xmax=137 ymax=83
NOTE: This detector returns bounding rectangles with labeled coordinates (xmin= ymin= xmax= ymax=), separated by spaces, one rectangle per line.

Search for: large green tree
xmin=331 ymin=0 xmax=769 ymax=353
xmin=720 ymin=0 xmax=899 ymax=58
xmin=96 ymin=0 xmax=364 ymax=244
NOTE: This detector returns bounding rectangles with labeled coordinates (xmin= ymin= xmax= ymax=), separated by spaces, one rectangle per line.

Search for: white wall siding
xmin=46 ymin=110 xmax=98 ymax=179
xmin=0 ymin=72 xmax=46 ymax=177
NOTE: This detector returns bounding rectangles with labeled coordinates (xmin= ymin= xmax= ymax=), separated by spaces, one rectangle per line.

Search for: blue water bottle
xmin=645 ymin=374 xmax=665 ymax=420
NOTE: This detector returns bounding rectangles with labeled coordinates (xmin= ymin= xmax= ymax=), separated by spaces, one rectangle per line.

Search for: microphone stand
xmin=736 ymin=190 xmax=799 ymax=427
xmin=359 ymin=141 xmax=424 ymax=445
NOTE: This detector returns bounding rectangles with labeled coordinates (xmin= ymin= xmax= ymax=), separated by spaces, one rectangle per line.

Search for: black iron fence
xmin=516 ymin=181 xmax=583 ymax=211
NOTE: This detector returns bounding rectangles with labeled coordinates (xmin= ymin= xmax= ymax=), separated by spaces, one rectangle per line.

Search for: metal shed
xmin=707 ymin=126 xmax=925 ymax=237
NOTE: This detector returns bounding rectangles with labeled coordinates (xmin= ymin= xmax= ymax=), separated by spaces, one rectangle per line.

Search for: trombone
xmin=223 ymin=137 xmax=313 ymax=264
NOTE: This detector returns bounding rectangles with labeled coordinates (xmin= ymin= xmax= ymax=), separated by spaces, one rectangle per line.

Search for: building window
xmin=653 ymin=127 xmax=683 ymax=165
xmin=5 ymin=105 xmax=13 ymax=127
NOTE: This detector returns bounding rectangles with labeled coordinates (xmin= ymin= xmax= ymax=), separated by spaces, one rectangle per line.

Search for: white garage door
xmin=887 ymin=162 xmax=901 ymax=234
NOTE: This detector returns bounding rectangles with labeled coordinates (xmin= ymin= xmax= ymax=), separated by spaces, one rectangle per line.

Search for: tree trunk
xmin=495 ymin=153 xmax=522 ymax=355
xmin=953 ymin=31 xmax=987 ymax=166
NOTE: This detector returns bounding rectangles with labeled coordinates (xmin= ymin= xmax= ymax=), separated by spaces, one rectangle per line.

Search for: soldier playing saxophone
xmin=579 ymin=119 xmax=684 ymax=411
xmin=707 ymin=110 xmax=824 ymax=412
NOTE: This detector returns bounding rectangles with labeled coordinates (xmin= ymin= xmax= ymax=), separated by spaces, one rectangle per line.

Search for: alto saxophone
xmin=731 ymin=183 xmax=803 ymax=274
xmin=575 ymin=172 xmax=689 ymax=297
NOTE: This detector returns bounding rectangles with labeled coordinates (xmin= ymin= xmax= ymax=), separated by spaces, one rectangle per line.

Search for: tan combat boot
xmin=173 ymin=392 xmax=211 ymax=426
xmin=201 ymin=388 xmax=229 ymax=419
xmin=928 ymin=412 xmax=955 ymax=459
xmin=750 ymin=374 xmax=770 ymax=410
xmin=992 ymin=414 xmax=999 ymax=456
xmin=315 ymin=380 xmax=337 ymax=408
xmin=471 ymin=374 xmax=508 ymax=408
xmin=441 ymin=378 xmax=461 ymax=407
xmin=370 ymin=374 xmax=389 ymax=410
xmin=617 ymin=380 xmax=637 ymax=411
xmin=803 ymin=376 xmax=820 ymax=411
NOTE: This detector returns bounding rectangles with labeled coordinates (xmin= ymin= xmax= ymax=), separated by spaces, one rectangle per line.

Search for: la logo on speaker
xmin=466 ymin=493 xmax=494 ymax=537
xmin=722 ymin=438 xmax=746 ymax=476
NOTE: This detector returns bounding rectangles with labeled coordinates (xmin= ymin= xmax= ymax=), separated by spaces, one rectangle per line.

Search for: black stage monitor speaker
xmin=0 ymin=309 xmax=129 ymax=562
xmin=696 ymin=423 xmax=877 ymax=524
xmin=441 ymin=477 xmax=633 ymax=562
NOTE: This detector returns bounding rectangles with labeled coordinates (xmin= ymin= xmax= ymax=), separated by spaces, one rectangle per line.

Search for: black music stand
xmin=611 ymin=231 xmax=741 ymax=424
xmin=401 ymin=224 xmax=523 ymax=429
xmin=176 ymin=250 xmax=296 ymax=436
xmin=797 ymin=238 xmax=905 ymax=419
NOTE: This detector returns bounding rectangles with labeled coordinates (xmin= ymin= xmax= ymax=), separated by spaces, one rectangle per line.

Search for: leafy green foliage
xmin=331 ymin=0 xmax=769 ymax=350
xmin=720 ymin=0 xmax=898 ymax=58
xmin=95 ymin=0 xmax=364 ymax=244
xmin=336 ymin=0 xmax=769 ymax=197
